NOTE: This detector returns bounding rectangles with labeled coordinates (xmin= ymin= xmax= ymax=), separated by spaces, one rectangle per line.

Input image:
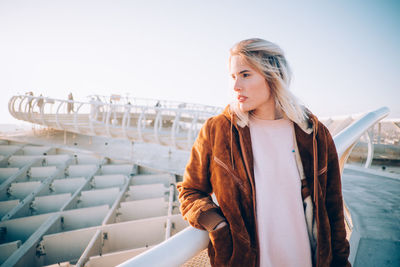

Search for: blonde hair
xmin=229 ymin=38 xmax=308 ymax=127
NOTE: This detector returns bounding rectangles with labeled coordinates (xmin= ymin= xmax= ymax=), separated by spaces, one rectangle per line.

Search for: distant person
xmin=67 ymin=92 xmax=74 ymax=114
xmin=177 ymin=38 xmax=350 ymax=266
xmin=26 ymin=91 xmax=34 ymax=112
xmin=37 ymin=94 xmax=44 ymax=112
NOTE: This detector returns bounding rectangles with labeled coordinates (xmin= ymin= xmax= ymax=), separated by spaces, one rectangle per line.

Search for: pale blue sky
xmin=0 ymin=0 xmax=399 ymax=124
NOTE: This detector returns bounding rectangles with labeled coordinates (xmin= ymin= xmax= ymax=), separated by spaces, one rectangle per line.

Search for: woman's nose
xmin=233 ymin=80 xmax=241 ymax=92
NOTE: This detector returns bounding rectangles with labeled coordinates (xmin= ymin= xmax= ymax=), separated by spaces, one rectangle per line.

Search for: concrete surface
xmin=343 ymin=166 xmax=400 ymax=266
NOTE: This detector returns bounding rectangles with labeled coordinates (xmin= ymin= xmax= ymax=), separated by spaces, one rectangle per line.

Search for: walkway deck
xmin=342 ymin=165 xmax=400 ymax=266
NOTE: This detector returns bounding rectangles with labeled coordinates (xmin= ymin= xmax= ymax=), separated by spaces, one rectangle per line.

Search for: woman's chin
xmin=238 ymin=103 xmax=251 ymax=113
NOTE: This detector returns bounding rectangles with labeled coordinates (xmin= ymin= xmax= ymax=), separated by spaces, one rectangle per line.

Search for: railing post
xmin=171 ymin=110 xmax=181 ymax=149
xmin=122 ymin=104 xmax=130 ymax=139
xmin=73 ymin=102 xmax=84 ymax=134
xmin=137 ymin=107 xmax=147 ymax=142
xmin=55 ymin=101 xmax=64 ymax=130
xmin=187 ymin=113 xmax=199 ymax=151
xmin=154 ymin=109 xmax=162 ymax=145
xmin=105 ymin=103 xmax=112 ymax=137
xmin=364 ymin=130 xmax=374 ymax=168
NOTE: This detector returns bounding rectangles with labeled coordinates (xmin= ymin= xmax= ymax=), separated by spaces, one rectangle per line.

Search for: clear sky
xmin=0 ymin=0 xmax=399 ymax=124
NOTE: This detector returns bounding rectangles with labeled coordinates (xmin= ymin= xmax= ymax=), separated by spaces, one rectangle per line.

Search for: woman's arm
xmin=177 ymin=119 xmax=226 ymax=232
xmin=324 ymin=127 xmax=351 ymax=267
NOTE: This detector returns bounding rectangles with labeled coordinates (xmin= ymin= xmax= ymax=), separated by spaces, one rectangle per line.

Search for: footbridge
xmin=9 ymin=95 xmax=222 ymax=151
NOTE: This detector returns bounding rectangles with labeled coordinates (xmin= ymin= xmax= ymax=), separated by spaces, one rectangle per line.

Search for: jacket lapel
xmin=237 ymin=126 xmax=255 ymax=187
xmin=294 ymin=122 xmax=316 ymax=198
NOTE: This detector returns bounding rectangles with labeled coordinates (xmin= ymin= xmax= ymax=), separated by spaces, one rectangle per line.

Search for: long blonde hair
xmin=229 ymin=38 xmax=308 ymax=127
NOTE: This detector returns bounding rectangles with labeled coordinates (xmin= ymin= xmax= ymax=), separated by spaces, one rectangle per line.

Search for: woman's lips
xmin=238 ymin=95 xmax=248 ymax=102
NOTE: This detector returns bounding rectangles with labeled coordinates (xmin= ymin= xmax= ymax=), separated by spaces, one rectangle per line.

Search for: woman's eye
xmin=243 ymin=73 xmax=250 ymax=78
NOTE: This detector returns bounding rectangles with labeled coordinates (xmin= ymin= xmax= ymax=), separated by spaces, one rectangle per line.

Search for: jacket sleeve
xmin=177 ymin=119 xmax=226 ymax=232
xmin=324 ymin=127 xmax=351 ymax=267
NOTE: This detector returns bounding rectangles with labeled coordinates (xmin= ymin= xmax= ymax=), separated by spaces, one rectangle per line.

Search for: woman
xmin=177 ymin=38 xmax=350 ymax=267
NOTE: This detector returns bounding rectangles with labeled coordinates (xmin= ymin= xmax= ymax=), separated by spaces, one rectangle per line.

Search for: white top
xmin=249 ymin=115 xmax=312 ymax=267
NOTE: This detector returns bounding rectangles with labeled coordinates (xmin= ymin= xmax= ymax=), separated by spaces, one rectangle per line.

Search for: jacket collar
xmin=221 ymin=104 xmax=316 ymax=135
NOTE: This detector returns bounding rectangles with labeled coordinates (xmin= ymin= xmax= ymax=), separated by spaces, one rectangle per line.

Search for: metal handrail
xmin=117 ymin=106 xmax=390 ymax=267
xmin=334 ymin=107 xmax=390 ymax=172
xmin=118 ymin=227 xmax=210 ymax=267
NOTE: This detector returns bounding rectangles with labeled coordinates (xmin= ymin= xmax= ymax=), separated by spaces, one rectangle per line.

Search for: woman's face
xmin=230 ymin=55 xmax=274 ymax=117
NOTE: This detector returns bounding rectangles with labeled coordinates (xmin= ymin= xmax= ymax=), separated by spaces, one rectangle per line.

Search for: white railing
xmin=334 ymin=107 xmax=390 ymax=171
xmin=8 ymin=95 xmax=222 ymax=151
xmin=117 ymin=106 xmax=390 ymax=267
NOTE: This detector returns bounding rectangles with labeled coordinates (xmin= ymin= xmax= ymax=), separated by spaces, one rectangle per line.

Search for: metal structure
xmin=9 ymin=95 xmax=222 ymax=151
xmin=0 ymin=142 xmax=187 ymax=267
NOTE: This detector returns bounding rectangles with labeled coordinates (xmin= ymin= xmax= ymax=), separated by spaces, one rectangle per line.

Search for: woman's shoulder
xmin=202 ymin=108 xmax=232 ymax=131
xmin=305 ymin=109 xmax=332 ymax=139
xmin=316 ymin=119 xmax=333 ymax=140
xmin=196 ymin=110 xmax=232 ymax=147
xmin=313 ymin=118 xmax=337 ymax=154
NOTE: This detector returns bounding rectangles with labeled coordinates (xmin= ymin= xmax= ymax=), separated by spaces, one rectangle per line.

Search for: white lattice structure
xmin=0 ymin=141 xmax=188 ymax=266
xmin=9 ymin=95 xmax=222 ymax=151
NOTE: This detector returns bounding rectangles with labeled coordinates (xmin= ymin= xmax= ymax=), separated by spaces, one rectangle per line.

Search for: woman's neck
xmin=252 ymin=105 xmax=283 ymax=120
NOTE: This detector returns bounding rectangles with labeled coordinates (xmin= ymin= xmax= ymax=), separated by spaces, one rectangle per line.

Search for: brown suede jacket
xmin=177 ymin=105 xmax=351 ymax=267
